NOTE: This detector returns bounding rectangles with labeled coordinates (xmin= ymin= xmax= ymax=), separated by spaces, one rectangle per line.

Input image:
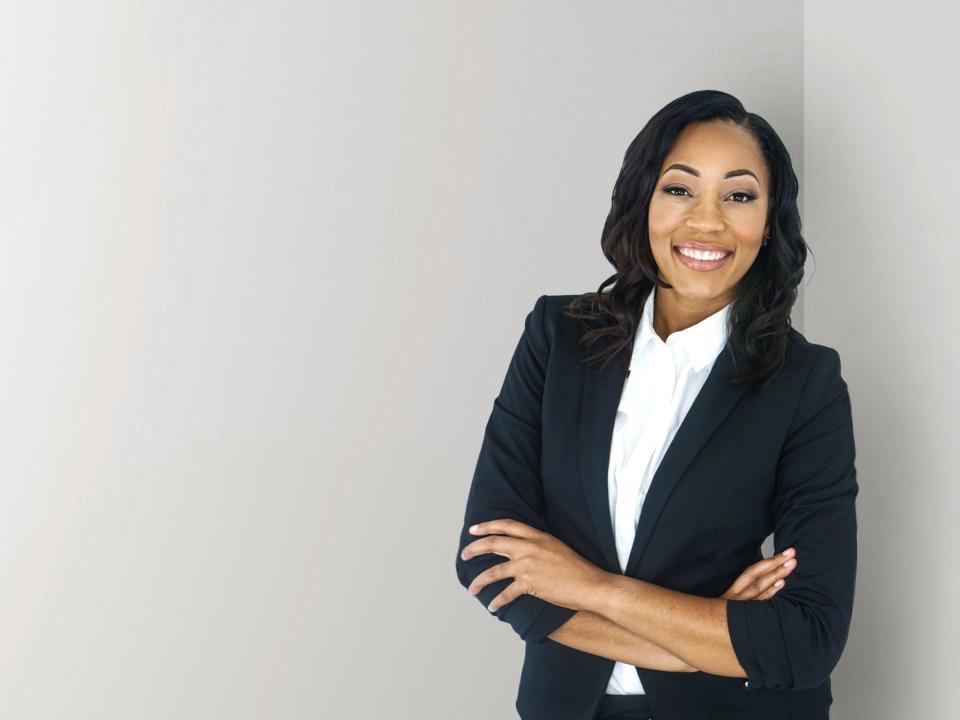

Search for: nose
xmin=685 ymin=196 xmax=725 ymax=234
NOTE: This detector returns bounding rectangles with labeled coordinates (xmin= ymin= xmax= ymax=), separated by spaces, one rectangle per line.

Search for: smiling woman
xmin=455 ymin=89 xmax=856 ymax=720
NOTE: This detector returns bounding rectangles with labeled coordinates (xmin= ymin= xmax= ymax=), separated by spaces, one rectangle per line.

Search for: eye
xmin=661 ymin=186 xmax=757 ymax=203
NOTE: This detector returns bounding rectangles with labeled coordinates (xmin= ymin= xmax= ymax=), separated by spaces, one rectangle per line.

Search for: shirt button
xmin=744 ymin=681 xmax=749 ymax=687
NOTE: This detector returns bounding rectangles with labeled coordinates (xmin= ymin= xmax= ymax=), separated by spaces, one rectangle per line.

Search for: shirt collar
xmin=631 ymin=289 xmax=734 ymax=373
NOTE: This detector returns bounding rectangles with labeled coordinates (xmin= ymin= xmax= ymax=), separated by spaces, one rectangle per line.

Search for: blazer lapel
xmin=578 ymin=348 xmax=629 ymax=574
xmin=578 ymin=321 xmax=751 ymax=578
xmin=623 ymin=339 xmax=749 ymax=577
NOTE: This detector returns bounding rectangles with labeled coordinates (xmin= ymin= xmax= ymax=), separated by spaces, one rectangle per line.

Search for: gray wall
xmin=0 ymin=1 xmax=945 ymax=718
xmin=802 ymin=2 xmax=960 ymax=718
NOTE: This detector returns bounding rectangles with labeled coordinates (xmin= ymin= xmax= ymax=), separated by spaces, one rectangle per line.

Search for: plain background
xmin=0 ymin=1 xmax=955 ymax=718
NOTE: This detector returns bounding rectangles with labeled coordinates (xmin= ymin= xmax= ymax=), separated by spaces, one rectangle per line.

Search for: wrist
xmin=583 ymin=570 xmax=626 ymax=616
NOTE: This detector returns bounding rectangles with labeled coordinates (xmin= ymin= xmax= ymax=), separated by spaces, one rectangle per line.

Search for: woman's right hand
xmin=719 ymin=548 xmax=797 ymax=601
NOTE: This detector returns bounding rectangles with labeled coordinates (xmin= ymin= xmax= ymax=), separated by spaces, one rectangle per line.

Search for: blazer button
xmin=744 ymin=681 xmax=749 ymax=687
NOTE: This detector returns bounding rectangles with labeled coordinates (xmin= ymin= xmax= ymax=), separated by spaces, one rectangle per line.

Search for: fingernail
xmin=784 ymin=558 xmax=796 ymax=567
xmin=775 ymin=579 xmax=784 ymax=588
xmin=782 ymin=548 xmax=795 ymax=557
xmin=470 ymin=525 xmax=478 ymax=533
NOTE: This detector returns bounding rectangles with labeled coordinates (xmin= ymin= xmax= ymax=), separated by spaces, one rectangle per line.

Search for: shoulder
xmin=531 ymin=295 xmax=848 ymax=388
xmin=526 ymin=293 xmax=595 ymax=352
xmin=520 ymin=293 xmax=583 ymax=334
xmin=781 ymin=327 xmax=850 ymax=428
xmin=784 ymin=326 xmax=846 ymax=382
xmin=539 ymin=294 xmax=582 ymax=329
xmin=529 ymin=293 xmax=581 ymax=321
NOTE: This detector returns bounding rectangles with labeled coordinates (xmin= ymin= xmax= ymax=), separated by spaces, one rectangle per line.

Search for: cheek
xmin=732 ymin=230 xmax=765 ymax=254
xmin=730 ymin=246 xmax=762 ymax=276
xmin=646 ymin=201 xmax=677 ymax=255
xmin=647 ymin=198 xmax=675 ymax=235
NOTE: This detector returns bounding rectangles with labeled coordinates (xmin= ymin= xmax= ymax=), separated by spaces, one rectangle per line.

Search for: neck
xmin=652 ymin=286 xmax=732 ymax=342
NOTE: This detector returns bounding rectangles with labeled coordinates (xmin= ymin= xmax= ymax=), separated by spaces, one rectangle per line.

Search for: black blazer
xmin=455 ymin=294 xmax=858 ymax=720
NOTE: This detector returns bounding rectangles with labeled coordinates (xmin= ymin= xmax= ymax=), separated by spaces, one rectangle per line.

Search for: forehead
xmin=660 ymin=121 xmax=767 ymax=183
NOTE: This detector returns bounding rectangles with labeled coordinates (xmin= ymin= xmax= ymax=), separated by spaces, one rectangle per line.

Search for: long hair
xmin=564 ymin=89 xmax=810 ymax=388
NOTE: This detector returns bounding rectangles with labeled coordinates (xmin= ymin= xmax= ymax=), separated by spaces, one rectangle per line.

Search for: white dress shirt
xmin=604 ymin=288 xmax=734 ymax=695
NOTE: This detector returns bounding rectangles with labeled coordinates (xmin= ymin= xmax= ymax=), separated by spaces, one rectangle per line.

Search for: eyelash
xmin=662 ymin=186 xmax=756 ymax=203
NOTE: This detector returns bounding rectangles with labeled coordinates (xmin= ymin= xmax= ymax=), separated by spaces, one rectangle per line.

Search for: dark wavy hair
xmin=564 ymin=89 xmax=811 ymax=388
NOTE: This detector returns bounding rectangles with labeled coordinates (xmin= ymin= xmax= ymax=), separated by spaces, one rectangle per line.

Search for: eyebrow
xmin=662 ymin=163 xmax=760 ymax=184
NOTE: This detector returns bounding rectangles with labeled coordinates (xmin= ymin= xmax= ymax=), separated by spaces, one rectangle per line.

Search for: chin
xmin=668 ymin=278 xmax=731 ymax=300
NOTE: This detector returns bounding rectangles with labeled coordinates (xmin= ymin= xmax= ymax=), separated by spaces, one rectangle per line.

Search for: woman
xmin=455 ymin=89 xmax=857 ymax=720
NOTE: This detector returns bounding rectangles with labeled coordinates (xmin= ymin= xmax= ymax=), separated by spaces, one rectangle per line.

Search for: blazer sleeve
xmin=726 ymin=346 xmax=859 ymax=690
xmin=455 ymin=294 xmax=578 ymax=644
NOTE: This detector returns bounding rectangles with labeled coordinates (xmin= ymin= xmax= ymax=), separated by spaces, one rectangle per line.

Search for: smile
xmin=673 ymin=245 xmax=733 ymax=271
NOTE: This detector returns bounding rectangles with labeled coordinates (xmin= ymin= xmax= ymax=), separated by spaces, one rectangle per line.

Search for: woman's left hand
xmin=460 ymin=518 xmax=610 ymax=613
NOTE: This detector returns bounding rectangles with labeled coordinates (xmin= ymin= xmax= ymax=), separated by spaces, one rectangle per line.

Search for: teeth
xmin=677 ymin=247 xmax=730 ymax=261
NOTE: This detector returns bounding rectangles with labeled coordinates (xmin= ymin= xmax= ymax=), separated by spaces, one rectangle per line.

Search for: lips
xmin=673 ymin=245 xmax=733 ymax=271
xmin=673 ymin=241 xmax=733 ymax=254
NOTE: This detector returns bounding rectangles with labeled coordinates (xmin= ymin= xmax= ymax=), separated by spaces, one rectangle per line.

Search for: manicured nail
xmin=470 ymin=525 xmax=478 ymax=533
xmin=775 ymin=580 xmax=784 ymax=588
xmin=782 ymin=548 xmax=795 ymax=557
xmin=784 ymin=558 xmax=796 ymax=568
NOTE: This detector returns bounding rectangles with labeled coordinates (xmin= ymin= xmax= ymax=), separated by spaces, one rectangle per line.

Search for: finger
xmin=753 ymin=548 xmax=796 ymax=576
xmin=727 ymin=548 xmax=796 ymax=594
xmin=461 ymin=536 xmax=514 ymax=561
xmin=469 ymin=519 xmax=540 ymax=539
xmin=467 ymin=560 xmax=516 ymax=596
xmin=487 ymin=580 xmax=524 ymax=613
xmin=757 ymin=556 xmax=797 ymax=591
xmin=755 ymin=579 xmax=786 ymax=600
xmin=749 ymin=557 xmax=797 ymax=597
